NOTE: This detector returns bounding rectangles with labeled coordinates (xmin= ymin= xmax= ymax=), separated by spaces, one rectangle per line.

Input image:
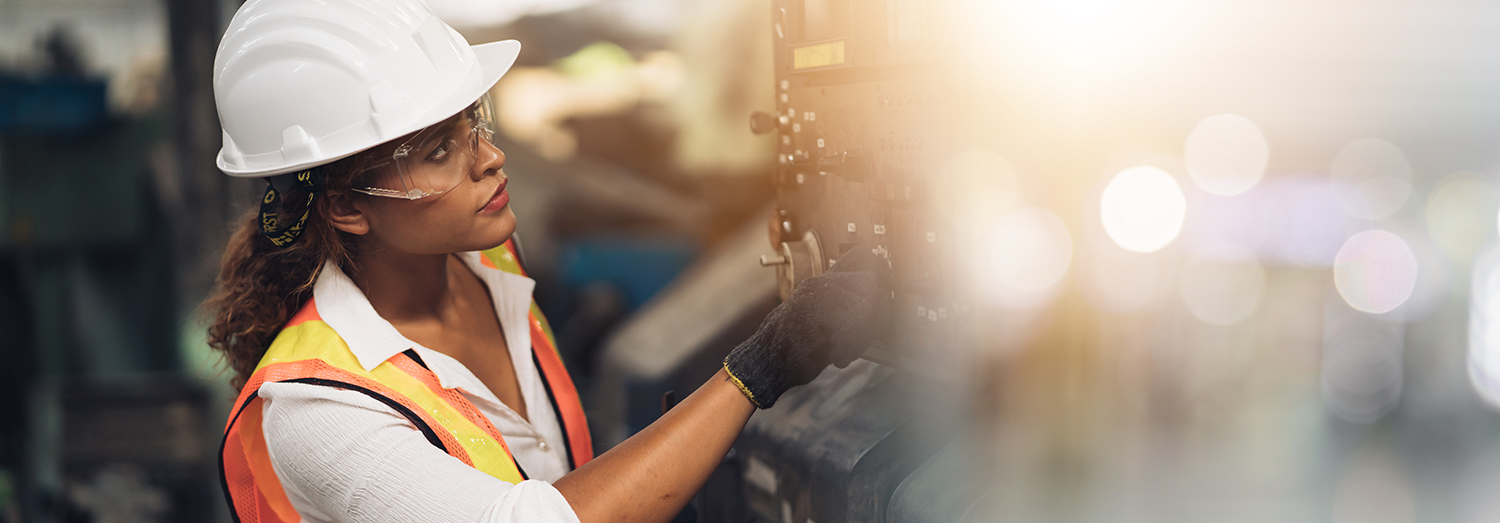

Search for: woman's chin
xmin=471 ymin=233 xmax=514 ymax=253
xmin=469 ymin=213 xmax=518 ymax=251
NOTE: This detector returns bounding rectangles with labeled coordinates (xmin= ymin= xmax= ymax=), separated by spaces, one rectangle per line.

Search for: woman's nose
xmin=472 ymin=137 xmax=505 ymax=180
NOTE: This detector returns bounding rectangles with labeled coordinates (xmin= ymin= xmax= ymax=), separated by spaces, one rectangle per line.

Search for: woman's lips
xmin=480 ymin=182 xmax=509 ymax=213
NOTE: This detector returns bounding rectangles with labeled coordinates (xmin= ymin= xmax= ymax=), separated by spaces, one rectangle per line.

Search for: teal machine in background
xmin=0 ymin=9 xmax=230 ymax=519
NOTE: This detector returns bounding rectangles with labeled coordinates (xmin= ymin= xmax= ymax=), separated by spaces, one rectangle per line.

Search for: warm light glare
xmin=940 ymin=149 xmax=1020 ymax=226
xmin=1184 ymin=114 xmax=1268 ymax=196
xmin=1334 ymin=230 xmax=1419 ymax=314
xmin=1082 ymin=243 xmax=1176 ymax=314
xmin=1100 ymin=166 xmax=1186 ymax=253
xmin=1179 ymin=243 xmax=1265 ymax=326
xmin=977 ymin=0 xmax=1192 ymax=70
xmin=1017 ymin=0 xmax=1138 ymax=48
xmin=1330 ymin=139 xmax=1413 ymax=220
xmin=989 ymin=208 xmax=1075 ymax=294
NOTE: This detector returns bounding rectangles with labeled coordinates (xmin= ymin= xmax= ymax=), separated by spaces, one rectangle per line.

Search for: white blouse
xmin=257 ymin=253 xmax=580 ymax=523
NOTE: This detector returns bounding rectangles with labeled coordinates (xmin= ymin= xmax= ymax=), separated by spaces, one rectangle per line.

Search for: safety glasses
xmin=353 ymin=96 xmax=498 ymax=200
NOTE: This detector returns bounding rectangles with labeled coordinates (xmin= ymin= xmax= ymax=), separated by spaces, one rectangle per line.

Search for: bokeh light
xmin=1322 ymin=314 xmax=1405 ymax=423
xmin=1329 ymin=139 xmax=1414 ymax=220
xmin=1468 ymin=245 xmax=1500 ymax=409
xmin=1393 ymin=232 xmax=1451 ymax=320
xmin=1183 ymin=188 xmax=1269 ymax=254
xmin=1263 ymin=175 xmax=1357 ymax=266
xmin=984 ymin=208 xmax=1075 ymax=309
xmin=1425 ymin=171 xmax=1497 ymax=263
xmin=1334 ymin=230 xmax=1419 ymax=314
xmin=1179 ymin=243 xmax=1265 ymax=326
xmin=1184 ymin=114 xmax=1269 ymax=196
xmin=1100 ymin=166 xmax=1186 ymax=253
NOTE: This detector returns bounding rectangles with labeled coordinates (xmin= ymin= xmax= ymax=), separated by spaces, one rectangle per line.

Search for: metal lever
xmin=661 ymin=390 xmax=677 ymax=414
xmin=817 ymin=149 xmax=869 ymax=181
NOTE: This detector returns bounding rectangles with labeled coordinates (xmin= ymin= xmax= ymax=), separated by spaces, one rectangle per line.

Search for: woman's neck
xmin=351 ymin=248 xmax=461 ymax=322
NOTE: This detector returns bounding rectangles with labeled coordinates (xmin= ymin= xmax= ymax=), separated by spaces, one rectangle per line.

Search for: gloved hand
xmin=724 ymin=246 xmax=893 ymax=408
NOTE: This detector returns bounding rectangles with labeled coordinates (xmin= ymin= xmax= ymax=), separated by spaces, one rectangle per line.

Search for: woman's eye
xmin=428 ymin=140 xmax=453 ymax=162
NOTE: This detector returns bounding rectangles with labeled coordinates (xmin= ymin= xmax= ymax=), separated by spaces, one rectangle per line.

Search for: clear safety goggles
xmin=353 ymin=96 xmax=498 ymax=200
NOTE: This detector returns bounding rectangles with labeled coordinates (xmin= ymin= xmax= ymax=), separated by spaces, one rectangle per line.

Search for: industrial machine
xmin=707 ymin=0 xmax=982 ymax=521
xmin=752 ymin=0 xmax=962 ymax=371
xmin=599 ymin=1 xmax=1001 ymax=521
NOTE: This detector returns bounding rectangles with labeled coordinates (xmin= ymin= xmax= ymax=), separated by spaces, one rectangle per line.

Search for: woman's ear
xmin=324 ymin=190 xmax=370 ymax=236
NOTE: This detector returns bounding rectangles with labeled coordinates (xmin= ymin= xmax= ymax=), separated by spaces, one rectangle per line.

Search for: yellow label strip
xmin=793 ymin=41 xmax=846 ymax=69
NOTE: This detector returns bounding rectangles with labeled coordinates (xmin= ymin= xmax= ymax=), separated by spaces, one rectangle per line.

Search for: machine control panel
xmin=757 ymin=0 xmax=963 ymax=370
xmin=722 ymin=2 xmax=975 ymax=522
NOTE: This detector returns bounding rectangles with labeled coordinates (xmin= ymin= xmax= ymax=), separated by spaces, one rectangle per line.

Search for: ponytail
xmin=202 ymin=150 xmax=382 ymax=389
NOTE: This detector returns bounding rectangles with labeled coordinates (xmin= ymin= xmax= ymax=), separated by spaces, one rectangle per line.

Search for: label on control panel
xmin=794 ymin=41 xmax=846 ymax=69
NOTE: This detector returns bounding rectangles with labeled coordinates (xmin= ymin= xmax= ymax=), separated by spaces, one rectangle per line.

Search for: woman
xmin=204 ymin=1 xmax=891 ymax=522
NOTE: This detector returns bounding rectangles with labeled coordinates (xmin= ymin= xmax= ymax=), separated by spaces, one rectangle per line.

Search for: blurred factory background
xmin=6 ymin=0 xmax=1500 ymax=522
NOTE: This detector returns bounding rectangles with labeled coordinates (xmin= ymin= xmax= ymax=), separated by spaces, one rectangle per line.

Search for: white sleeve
xmin=258 ymin=381 xmax=581 ymax=523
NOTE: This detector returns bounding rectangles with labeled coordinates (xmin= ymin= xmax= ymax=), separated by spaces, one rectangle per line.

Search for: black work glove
xmin=724 ymin=246 xmax=893 ymax=409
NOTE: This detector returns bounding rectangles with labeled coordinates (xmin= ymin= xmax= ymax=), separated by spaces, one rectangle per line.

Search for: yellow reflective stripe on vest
xmin=365 ymin=365 xmax=524 ymax=482
xmin=479 ymin=245 xmax=560 ymax=354
xmin=258 ymin=319 xmax=526 ymax=484
xmin=480 ymin=245 xmax=524 ymax=275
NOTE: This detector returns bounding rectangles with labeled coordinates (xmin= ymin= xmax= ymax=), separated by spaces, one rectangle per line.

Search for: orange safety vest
xmin=218 ymin=240 xmax=593 ymax=523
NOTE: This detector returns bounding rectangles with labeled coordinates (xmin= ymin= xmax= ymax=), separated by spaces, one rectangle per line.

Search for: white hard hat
xmin=213 ymin=0 xmax=521 ymax=178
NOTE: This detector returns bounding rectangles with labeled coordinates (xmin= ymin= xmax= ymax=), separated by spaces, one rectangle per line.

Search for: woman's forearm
xmin=554 ymin=368 xmax=756 ymax=523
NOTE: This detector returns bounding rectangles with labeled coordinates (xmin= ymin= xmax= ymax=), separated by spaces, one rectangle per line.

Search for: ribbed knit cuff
xmin=722 ymin=360 xmax=764 ymax=409
xmin=722 ymin=326 xmax=803 ymax=409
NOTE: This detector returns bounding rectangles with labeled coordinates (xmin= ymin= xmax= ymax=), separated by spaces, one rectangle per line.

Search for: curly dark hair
xmin=201 ymin=149 xmax=383 ymax=389
xmin=202 ymin=104 xmax=485 ymax=389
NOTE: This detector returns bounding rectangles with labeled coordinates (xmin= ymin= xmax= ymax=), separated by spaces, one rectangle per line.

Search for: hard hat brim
xmin=473 ymin=39 xmax=522 ymax=94
xmin=218 ymin=39 xmax=522 ymax=178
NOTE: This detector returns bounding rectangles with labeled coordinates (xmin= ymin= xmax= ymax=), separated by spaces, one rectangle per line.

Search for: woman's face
xmin=340 ymin=126 xmax=516 ymax=256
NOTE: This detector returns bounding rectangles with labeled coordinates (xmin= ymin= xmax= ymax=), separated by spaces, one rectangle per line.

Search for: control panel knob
xmin=750 ymin=111 xmax=777 ymax=135
xmin=757 ymin=230 xmax=825 ymax=300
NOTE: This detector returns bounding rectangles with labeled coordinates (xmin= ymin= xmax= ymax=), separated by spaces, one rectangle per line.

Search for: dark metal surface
xmin=39 ymin=377 xmax=218 ymax=523
xmin=885 ymin=436 xmax=983 ymax=523
xmin=709 ymin=360 xmax=961 ymax=523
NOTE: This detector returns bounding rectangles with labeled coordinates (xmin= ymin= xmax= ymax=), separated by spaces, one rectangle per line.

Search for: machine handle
xmin=817 ymin=149 xmax=869 ymax=181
